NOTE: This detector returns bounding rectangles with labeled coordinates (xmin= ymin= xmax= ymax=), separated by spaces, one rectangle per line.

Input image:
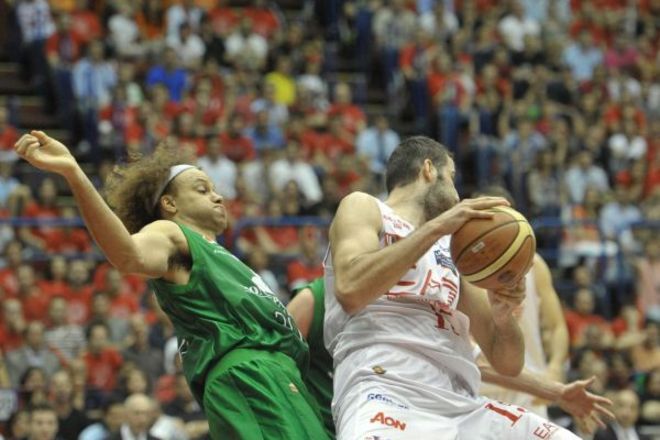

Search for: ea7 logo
xmin=369 ymin=412 xmax=407 ymax=431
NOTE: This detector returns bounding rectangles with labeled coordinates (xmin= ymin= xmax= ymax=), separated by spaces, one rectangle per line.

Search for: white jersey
xmin=324 ymin=197 xmax=482 ymax=419
xmin=480 ymin=266 xmax=549 ymax=417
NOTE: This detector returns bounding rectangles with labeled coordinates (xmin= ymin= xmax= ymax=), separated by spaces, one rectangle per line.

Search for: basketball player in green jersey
xmin=14 ymin=131 xmax=329 ymax=440
xmin=288 ymin=277 xmax=614 ymax=436
xmin=287 ymin=278 xmax=334 ymax=436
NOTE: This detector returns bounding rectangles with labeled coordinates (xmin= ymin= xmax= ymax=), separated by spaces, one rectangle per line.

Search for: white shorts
xmin=336 ymin=384 xmax=580 ymax=440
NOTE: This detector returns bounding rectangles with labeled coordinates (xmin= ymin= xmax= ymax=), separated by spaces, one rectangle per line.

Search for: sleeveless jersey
xmin=324 ymin=197 xmax=482 ymax=417
xmin=300 ymin=278 xmax=334 ymax=435
xmin=149 ymin=224 xmax=308 ymax=404
xmin=480 ymin=266 xmax=549 ymax=417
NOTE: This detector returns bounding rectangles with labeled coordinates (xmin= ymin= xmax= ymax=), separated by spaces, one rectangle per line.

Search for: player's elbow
xmin=335 ymin=279 xmax=365 ymax=315
xmin=493 ymin=358 xmax=524 ymax=377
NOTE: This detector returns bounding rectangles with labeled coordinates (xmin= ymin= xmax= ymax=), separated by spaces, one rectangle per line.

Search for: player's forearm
xmin=63 ymin=165 xmax=141 ymax=271
xmin=334 ymin=221 xmax=442 ymax=314
xmin=547 ymin=325 xmax=569 ymax=375
xmin=487 ymin=317 xmax=525 ymax=376
xmin=480 ymin=364 xmax=563 ymax=402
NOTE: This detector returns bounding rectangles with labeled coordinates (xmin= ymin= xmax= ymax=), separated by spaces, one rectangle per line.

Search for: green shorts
xmin=202 ymin=349 xmax=331 ymax=440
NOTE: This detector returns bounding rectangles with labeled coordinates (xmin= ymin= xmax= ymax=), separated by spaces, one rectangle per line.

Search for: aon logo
xmin=369 ymin=412 xmax=407 ymax=431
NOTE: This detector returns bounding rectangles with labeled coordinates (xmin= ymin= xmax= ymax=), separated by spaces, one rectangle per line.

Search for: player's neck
xmin=385 ymin=189 xmax=425 ymax=228
xmin=180 ymin=221 xmax=218 ymax=242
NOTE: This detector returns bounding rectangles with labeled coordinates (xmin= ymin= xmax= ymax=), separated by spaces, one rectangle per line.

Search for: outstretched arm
xmin=15 ymin=131 xmax=179 ymax=278
xmin=479 ymin=361 xmax=614 ymax=431
xmin=534 ymin=254 xmax=569 ymax=381
xmin=330 ymin=192 xmax=508 ymax=314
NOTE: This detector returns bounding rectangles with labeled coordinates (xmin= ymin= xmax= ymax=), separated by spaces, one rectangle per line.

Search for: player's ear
xmin=160 ymin=195 xmax=177 ymax=215
xmin=421 ymin=159 xmax=435 ymax=183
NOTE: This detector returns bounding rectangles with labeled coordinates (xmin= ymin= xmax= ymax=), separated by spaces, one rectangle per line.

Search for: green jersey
xmin=299 ymin=278 xmax=334 ymax=435
xmin=149 ymin=224 xmax=309 ymax=404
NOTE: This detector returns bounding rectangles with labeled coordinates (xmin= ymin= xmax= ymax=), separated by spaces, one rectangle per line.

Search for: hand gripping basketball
xmin=14 ymin=130 xmax=77 ymax=176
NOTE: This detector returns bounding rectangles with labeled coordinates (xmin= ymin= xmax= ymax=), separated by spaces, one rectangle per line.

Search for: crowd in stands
xmin=0 ymin=0 xmax=658 ymax=439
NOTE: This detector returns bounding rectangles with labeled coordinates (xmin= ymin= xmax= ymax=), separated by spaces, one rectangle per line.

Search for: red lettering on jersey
xmin=369 ymin=412 xmax=407 ymax=431
xmin=382 ymin=233 xmax=403 ymax=246
xmin=419 ymin=270 xmax=434 ymax=295
xmin=533 ymin=423 xmax=558 ymax=439
xmin=485 ymin=402 xmax=526 ymax=426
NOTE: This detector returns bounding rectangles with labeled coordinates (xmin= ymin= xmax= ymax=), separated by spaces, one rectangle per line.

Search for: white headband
xmin=150 ymin=164 xmax=196 ymax=213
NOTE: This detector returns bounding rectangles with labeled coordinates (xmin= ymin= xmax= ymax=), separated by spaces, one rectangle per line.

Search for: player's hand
xmin=557 ymin=376 xmax=614 ymax=431
xmin=487 ymin=278 xmax=526 ymax=326
xmin=14 ymin=130 xmax=78 ymax=176
xmin=431 ymin=197 xmax=509 ymax=236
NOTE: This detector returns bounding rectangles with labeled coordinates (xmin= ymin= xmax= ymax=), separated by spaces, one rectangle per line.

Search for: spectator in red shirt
xmin=565 ymin=288 xmax=615 ymax=348
xmin=82 ymin=322 xmax=123 ymax=394
xmin=0 ymin=240 xmax=25 ymax=297
xmin=102 ymin=267 xmax=140 ymax=320
xmin=208 ymin=0 xmax=238 ymax=36
xmin=0 ymin=299 xmax=26 ymax=353
xmin=218 ymin=114 xmax=256 ymax=163
xmin=286 ymin=227 xmax=323 ymax=292
xmin=327 ymin=82 xmax=366 ymax=138
xmin=19 ymin=177 xmax=61 ymax=252
xmin=46 ymin=12 xmax=82 ymax=128
xmin=37 ymin=255 xmax=70 ymax=298
xmin=174 ymin=112 xmax=207 ymax=157
xmin=65 ymin=259 xmax=94 ymax=326
xmin=48 ymin=206 xmax=92 ymax=254
xmin=16 ymin=264 xmax=50 ymax=322
xmin=244 ymin=0 xmax=282 ymax=38
xmin=0 ymin=106 xmax=18 ymax=153
xmin=70 ymin=0 xmax=103 ymax=44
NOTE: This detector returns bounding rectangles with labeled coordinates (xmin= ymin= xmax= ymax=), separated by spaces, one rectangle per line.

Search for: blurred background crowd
xmin=0 ymin=0 xmax=658 ymax=439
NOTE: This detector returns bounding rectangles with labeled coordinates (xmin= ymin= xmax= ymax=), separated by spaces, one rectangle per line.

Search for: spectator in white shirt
xmin=108 ymin=1 xmax=145 ymax=58
xmin=562 ymin=30 xmax=604 ymax=82
xmin=419 ymin=2 xmax=459 ymax=39
xmin=356 ymin=115 xmax=400 ymax=179
xmin=16 ymin=0 xmax=55 ymax=86
xmin=165 ymin=0 xmax=203 ymax=39
xmin=225 ymin=18 xmax=268 ymax=70
xmin=269 ymin=141 xmax=323 ymax=207
xmin=250 ymin=82 xmax=289 ymax=127
xmin=563 ymin=149 xmax=610 ymax=204
xmin=599 ymin=183 xmax=642 ymax=252
xmin=197 ymin=138 xmax=237 ymax=200
xmin=166 ymin=23 xmax=205 ymax=69
xmin=608 ymin=119 xmax=647 ymax=176
xmin=498 ymin=0 xmax=541 ymax=52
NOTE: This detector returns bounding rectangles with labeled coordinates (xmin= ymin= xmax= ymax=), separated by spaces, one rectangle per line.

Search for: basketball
xmin=449 ymin=206 xmax=536 ymax=290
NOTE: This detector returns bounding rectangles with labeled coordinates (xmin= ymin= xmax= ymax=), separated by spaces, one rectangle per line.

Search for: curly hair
xmin=104 ymin=144 xmax=196 ymax=234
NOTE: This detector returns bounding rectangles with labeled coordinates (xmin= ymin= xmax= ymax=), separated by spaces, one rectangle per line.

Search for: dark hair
xmin=472 ymin=186 xmax=515 ymax=206
xmin=28 ymin=402 xmax=56 ymax=417
xmin=104 ymin=144 xmax=195 ymax=233
xmin=86 ymin=320 xmax=110 ymax=340
xmin=385 ymin=136 xmax=450 ymax=193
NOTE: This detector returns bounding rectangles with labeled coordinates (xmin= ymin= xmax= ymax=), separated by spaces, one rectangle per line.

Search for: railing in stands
xmin=2 ymin=216 xmax=658 ymax=273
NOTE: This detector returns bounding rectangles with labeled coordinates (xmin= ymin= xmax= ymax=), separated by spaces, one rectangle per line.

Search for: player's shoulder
xmin=340 ymin=191 xmax=379 ymax=206
xmin=138 ymin=220 xmax=188 ymax=248
xmin=336 ymin=191 xmax=381 ymax=220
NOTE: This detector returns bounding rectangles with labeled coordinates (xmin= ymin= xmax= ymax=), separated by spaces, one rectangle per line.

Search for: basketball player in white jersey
xmin=474 ymin=186 xmax=570 ymax=418
xmin=325 ymin=136 xmax=581 ymax=439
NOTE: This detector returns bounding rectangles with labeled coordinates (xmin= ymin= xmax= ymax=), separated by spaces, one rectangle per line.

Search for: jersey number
xmin=485 ymin=402 xmax=526 ymax=426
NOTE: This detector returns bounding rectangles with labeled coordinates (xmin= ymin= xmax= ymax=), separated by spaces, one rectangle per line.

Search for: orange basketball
xmin=449 ymin=206 xmax=536 ymax=290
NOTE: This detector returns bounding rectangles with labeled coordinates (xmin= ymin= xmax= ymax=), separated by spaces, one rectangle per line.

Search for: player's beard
xmin=423 ymin=182 xmax=458 ymax=220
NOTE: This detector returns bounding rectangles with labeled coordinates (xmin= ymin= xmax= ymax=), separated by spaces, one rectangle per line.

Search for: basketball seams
xmin=451 ymin=219 xmax=519 ymax=266
xmin=461 ymin=220 xmax=533 ymax=282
